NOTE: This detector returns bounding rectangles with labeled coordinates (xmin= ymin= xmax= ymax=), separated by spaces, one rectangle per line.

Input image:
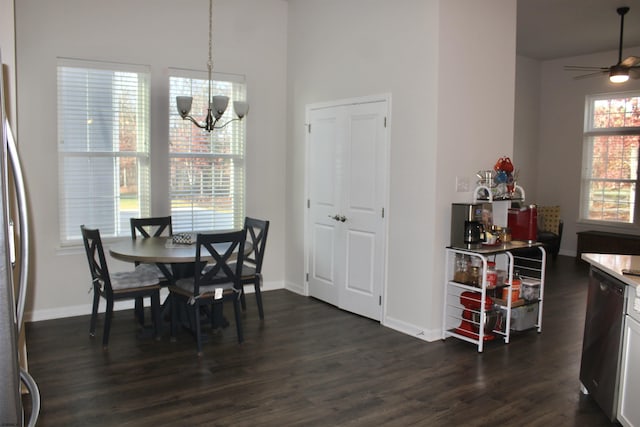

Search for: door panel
xmin=307 ymin=108 xmax=344 ymax=306
xmin=348 ymin=112 xmax=378 ymax=210
xmin=312 ymin=117 xmax=337 ymax=206
xmin=339 ymin=102 xmax=386 ymax=320
xmin=346 ymin=230 xmax=375 ymax=294
xmin=312 ymin=224 xmax=335 ymax=283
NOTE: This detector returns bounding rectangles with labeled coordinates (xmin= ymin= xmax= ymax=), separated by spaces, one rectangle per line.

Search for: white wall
xmin=0 ymin=0 xmax=16 ymax=129
xmin=286 ymin=0 xmax=517 ymax=339
xmin=433 ymin=0 xmax=517 ymax=335
xmin=535 ymin=48 xmax=640 ymax=255
xmin=14 ymin=0 xmax=288 ymax=319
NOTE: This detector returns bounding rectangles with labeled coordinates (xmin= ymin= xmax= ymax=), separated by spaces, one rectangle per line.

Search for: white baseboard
xmin=559 ymin=248 xmax=576 ymax=258
xmin=382 ymin=315 xmax=441 ymax=342
xmin=26 ymin=300 xmax=134 ymax=322
xmin=26 ymin=280 xmax=285 ymax=323
xmin=259 ymin=280 xmax=283 ymax=293
xmin=284 ymin=280 xmax=306 ymax=296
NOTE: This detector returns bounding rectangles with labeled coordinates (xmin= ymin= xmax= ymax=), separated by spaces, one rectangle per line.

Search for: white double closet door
xmin=306 ymin=96 xmax=389 ymax=321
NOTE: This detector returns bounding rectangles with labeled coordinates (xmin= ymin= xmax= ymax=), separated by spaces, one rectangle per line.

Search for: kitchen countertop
xmin=582 ymin=253 xmax=640 ymax=290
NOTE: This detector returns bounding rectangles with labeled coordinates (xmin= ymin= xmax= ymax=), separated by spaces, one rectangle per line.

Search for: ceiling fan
xmin=564 ymin=6 xmax=640 ymax=83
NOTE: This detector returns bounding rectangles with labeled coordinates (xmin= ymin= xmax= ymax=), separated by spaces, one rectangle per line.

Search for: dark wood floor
xmin=24 ymin=256 xmax=618 ymax=426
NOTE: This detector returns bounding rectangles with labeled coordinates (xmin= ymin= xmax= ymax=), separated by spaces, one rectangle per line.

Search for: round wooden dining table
xmin=109 ymin=236 xmax=211 ymax=265
xmin=109 ymin=235 xmax=243 ymax=331
xmin=109 ymin=235 xmax=245 ymax=284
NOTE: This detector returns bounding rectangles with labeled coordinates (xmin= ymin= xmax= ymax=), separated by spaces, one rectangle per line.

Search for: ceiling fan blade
xmin=573 ymin=71 xmax=608 ymax=80
xmin=630 ymin=68 xmax=640 ymax=79
xmin=620 ymin=56 xmax=640 ymax=68
xmin=564 ymin=65 xmax=609 ymax=71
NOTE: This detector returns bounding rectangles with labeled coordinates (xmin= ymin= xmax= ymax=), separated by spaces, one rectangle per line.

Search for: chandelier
xmin=175 ymin=0 xmax=248 ymax=131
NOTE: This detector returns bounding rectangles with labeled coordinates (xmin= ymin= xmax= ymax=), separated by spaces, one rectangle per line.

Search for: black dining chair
xmin=130 ymin=216 xmax=173 ymax=241
xmin=234 ymin=217 xmax=269 ymax=319
xmin=130 ymin=216 xmax=173 ymax=323
xmin=169 ymin=229 xmax=246 ymax=355
xmin=80 ymin=225 xmax=162 ymax=349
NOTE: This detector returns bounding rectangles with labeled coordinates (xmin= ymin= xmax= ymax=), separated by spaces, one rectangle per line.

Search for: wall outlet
xmin=456 ymin=176 xmax=470 ymax=192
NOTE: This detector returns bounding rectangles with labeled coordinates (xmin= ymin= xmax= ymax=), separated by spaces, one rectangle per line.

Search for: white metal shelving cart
xmin=442 ymin=243 xmax=546 ymax=352
xmin=443 ymin=184 xmax=546 ymax=352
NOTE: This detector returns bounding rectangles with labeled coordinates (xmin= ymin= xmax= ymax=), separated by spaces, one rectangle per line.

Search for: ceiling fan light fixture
xmin=610 ymin=66 xmax=630 ymax=83
xmin=565 ymin=6 xmax=638 ymax=83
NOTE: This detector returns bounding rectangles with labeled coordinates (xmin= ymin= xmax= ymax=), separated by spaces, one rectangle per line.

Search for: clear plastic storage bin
xmin=520 ymin=278 xmax=541 ymax=301
xmin=509 ymin=302 xmax=539 ymax=331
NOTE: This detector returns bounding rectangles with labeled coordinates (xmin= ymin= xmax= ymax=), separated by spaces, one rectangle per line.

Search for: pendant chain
xmin=207 ymin=0 xmax=213 ymax=104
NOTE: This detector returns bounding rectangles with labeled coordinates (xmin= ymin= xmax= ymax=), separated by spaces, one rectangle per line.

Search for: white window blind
xmin=57 ymin=59 xmax=151 ymax=243
xmin=169 ymin=69 xmax=246 ymax=232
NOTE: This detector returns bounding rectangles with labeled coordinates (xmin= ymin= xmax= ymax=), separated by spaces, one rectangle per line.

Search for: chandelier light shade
xmin=175 ymin=0 xmax=248 ymax=131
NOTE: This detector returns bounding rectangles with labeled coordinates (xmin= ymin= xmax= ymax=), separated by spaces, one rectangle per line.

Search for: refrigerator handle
xmin=5 ymin=121 xmax=29 ymax=333
xmin=20 ymin=368 xmax=40 ymax=427
xmin=8 ymin=220 xmax=15 ymax=264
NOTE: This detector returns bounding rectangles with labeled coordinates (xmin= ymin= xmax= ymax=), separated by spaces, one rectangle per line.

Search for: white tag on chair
xmin=215 ymin=288 xmax=223 ymax=300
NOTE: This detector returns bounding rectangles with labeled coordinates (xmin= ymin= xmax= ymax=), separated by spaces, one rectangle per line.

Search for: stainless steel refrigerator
xmin=0 ymin=49 xmax=39 ymax=426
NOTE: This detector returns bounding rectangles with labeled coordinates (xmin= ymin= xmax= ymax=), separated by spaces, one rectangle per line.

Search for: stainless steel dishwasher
xmin=579 ymin=267 xmax=626 ymax=422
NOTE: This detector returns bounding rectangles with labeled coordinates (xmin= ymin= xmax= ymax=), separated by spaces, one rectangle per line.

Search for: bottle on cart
xmin=453 ymin=254 xmax=468 ymax=283
xmin=486 ymin=261 xmax=498 ymax=289
xmin=513 ymin=270 xmax=522 ymax=300
xmin=468 ymin=257 xmax=482 ymax=287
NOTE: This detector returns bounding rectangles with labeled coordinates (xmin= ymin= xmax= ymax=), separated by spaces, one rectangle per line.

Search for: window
xmin=581 ymin=93 xmax=640 ymax=224
xmin=168 ymin=69 xmax=246 ymax=232
xmin=57 ymin=59 xmax=150 ymax=243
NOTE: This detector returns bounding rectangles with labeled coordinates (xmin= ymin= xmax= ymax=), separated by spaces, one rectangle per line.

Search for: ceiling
xmin=517 ymin=0 xmax=640 ymax=61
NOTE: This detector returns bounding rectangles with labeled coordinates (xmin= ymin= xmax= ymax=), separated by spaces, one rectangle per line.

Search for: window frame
xmin=57 ymin=58 xmax=151 ymax=245
xmin=579 ymin=91 xmax=640 ymax=228
xmin=168 ymin=68 xmax=247 ymax=233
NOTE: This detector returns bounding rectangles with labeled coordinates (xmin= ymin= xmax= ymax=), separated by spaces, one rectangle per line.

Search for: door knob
xmin=328 ymin=214 xmax=347 ymax=222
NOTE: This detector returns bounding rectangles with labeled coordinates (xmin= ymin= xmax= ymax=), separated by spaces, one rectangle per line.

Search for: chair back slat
xmin=80 ymin=225 xmax=112 ymax=293
xmin=193 ymin=230 xmax=246 ymax=296
xmin=244 ymin=217 xmax=269 ymax=273
xmin=130 ymin=216 xmax=173 ymax=239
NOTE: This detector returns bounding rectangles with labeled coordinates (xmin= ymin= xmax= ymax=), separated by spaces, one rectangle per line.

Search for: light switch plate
xmin=456 ymin=176 xmax=469 ymax=192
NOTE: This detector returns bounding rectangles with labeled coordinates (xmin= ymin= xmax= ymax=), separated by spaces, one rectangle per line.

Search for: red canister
xmin=502 ymin=277 xmax=521 ymax=302
xmin=508 ymin=205 xmax=537 ymax=242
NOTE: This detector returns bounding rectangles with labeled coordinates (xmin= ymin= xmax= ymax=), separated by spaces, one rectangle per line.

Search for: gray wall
xmin=287 ymin=0 xmax=517 ymax=339
xmin=513 ymin=56 xmax=541 ymax=200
